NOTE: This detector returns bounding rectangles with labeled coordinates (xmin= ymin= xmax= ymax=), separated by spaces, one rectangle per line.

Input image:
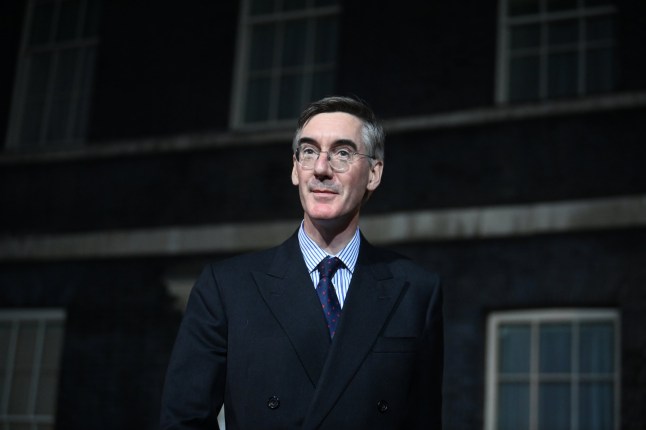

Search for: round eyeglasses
xmin=296 ymin=144 xmax=374 ymax=173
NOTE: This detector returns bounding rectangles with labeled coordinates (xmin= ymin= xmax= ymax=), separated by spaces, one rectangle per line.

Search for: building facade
xmin=1 ymin=0 xmax=645 ymax=429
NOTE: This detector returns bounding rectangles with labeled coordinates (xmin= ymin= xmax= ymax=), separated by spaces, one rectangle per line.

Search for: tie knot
xmin=318 ymin=256 xmax=343 ymax=279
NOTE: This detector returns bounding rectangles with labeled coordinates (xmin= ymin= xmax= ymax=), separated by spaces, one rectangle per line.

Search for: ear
xmin=291 ymin=155 xmax=300 ymax=186
xmin=366 ymin=160 xmax=383 ymax=191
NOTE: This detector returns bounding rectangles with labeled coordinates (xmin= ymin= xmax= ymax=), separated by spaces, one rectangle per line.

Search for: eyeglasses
xmin=296 ymin=144 xmax=374 ymax=173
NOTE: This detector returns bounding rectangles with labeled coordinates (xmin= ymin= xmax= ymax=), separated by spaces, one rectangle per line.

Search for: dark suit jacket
xmin=160 ymin=232 xmax=443 ymax=430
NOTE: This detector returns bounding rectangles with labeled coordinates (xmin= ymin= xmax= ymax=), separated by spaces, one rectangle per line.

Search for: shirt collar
xmin=298 ymin=221 xmax=361 ymax=274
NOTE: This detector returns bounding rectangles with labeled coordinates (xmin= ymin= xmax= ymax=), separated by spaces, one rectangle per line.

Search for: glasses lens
xmin=329 ymin=156 xmax=348 ymax=172
xmin=297 ymin=146 xmax=315 ymax=169
xmin=297 ymin=146 xmax=351 ymax=172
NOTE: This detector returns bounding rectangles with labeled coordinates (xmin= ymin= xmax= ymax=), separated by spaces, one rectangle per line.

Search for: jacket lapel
xmin=252 ymin=233 xmax=331 ymax=386
xmin=302 ymin=240 xmax=408 ymax=430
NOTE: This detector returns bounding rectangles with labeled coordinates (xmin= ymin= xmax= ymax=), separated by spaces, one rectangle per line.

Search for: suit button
xmin=377 ymin=400 xmax=389 ymax=413
xmin=267 ymin=396 xmax=280 ymax=410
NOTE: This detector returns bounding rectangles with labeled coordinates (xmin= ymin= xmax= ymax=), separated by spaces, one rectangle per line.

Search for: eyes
xmin=299 ymin=145 xmax=354 ymax=160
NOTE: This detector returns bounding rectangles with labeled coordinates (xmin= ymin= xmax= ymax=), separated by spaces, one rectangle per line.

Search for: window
xmin=0 ymin=310 xmax=66 ymax=430
xmin=231 ymin=0 xmax=340 ymax=128
xmin=485 ymin=309 xmax=620 ymax=430
xmin=496 ymin=0 xmax=616 ymax=103
xmin=5 ymin=0 xmax=101 ymax=151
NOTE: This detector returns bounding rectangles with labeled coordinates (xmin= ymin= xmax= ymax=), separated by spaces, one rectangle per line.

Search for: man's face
xmin=291 ymin=112 xmax=383 ymax=228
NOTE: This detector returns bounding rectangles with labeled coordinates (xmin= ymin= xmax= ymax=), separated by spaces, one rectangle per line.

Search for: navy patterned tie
xmin=316 ymin=256 xmax=343 ymax=338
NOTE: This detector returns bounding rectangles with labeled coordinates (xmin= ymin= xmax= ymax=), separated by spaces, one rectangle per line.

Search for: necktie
xmin=316 ymin=256 xmax=343 ymax=338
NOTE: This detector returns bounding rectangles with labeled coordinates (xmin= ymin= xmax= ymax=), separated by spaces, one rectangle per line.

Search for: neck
xmin=303 ymin=214 xmax=359 ymax=255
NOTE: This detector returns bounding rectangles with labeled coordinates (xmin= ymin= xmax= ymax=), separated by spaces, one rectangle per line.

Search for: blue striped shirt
xmin=297 ymin=222 xmax=361 ymax=308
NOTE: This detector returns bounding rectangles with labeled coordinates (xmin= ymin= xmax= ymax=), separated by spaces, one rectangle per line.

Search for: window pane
xmin=547 ymin=51 xmax=578 ymax=98
xmin=29 ymin=1 xmax=55 ymax=45
xmin=579 ymin=322 xmax=614 ymax=373
xmin=282 ymin=19 xmax=308 ymax=67
xmin=10 ymin=370 xmax=32 ymax=414
xmin=314 ymin=16 xmax=338 ymax=63
xmin=37 ymin=358 xmax=61 ymax=414
xmin=47 ymin=98 xmax=72 ymax=143
xmin=54 ymin=49 xmax=81 ymax=94
xmin=510 ymin=24 xmax=540 ymax=51
xmin=47 ymin=48 xmax=80 ymax=142
xmin=56 ymin=0 xmax=82 ymax=42
xmin=508 ymin=0 xmax=539 ymax=16
xmin=83 ymin=0 xmax=102 ymax=37
xmin=585 ymin=0 xmax=614 ymax=6
xmin=585 ymin=47 xmax=614 ymax=93
xmin=14 ymin=323 xmax=37 ymax=368
xmin=20 ymin=101 xmax=47 ymax=148
xmin=547 ymin=0 xmax=577 ymax=11
xmin=509 ymin=55 xmax=540 ymax=101
xmin=41 ymin=322 xmax=64 ymax=369
xmin=314 ymin=0 xmax=338 ymax=6
xmin=499 ymin=324 xmax=530 ymax=373
xmin=249 ymin=0 xmax=275 ymax=15
xmin=579 ymin=382 xmax=614 ymax=430
xmin=249 ymin=23 xmax=276 ymax=71
xmin=277 ymin=73 xmax=304 ymax=119
xmin=539 ymin=382 xmax=570 ymax=430
xmin=36 ymin=371 xmax=59 ymax=414
xmin=73 ymin=47 xmax=96 ymax=139
xmin=586 ymin=16 xmax=614 ymax=42
xmin=548 ymin=19 xmax=579 ymax=46
xmin=244 ymin=77 xmax=271 ymax=122
xmin=539 ymin=323 xmax=571 ymax=373
xmin=25 ymin=52 xmax=52 ymax=100
xmin=498 ymin=383 xmax=529 ymax=430
xmin=10 ymin=323 xmax=38 ymax=414
xmin=283 ymin=0 xmax=307 ymax=11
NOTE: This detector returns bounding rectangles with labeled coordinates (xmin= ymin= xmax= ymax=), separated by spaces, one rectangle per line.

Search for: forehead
xmin=301 ymin=112 xmax=364 ymax=146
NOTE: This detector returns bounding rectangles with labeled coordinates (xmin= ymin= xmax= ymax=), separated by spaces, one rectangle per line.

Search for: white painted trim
xmin=0 ymin=195 xmax=644 ymax=261
xmin=2 ymin=91 xmax=645 ymax=165
xmin=0 ymin=309 xmax=66 ymax=320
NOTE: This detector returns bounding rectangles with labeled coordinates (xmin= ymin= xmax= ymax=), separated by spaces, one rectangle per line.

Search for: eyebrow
xmin=297 ymin=137 xmax=358 ymax=151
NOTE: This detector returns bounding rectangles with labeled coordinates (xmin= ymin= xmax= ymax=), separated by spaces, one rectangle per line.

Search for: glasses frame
xmin=295 ymin=144 xmax=375 ymax=173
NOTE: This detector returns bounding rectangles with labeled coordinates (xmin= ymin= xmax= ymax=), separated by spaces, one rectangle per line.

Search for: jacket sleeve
xmin=160 ymin=265 xmax=227 ymax=430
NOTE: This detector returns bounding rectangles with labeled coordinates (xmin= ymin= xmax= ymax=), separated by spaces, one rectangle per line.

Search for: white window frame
xmin=0 ymin=309 xmax=66 ymax=429
xmin=230 ymin=0 xmax=340 ymax=129
xmin=496 ymin=0 xmax=617 ymax=104
xmin=5 ymin=0 xmax=100 ymax=151
xmin=485 ymin=308 xmax=621 ymax=430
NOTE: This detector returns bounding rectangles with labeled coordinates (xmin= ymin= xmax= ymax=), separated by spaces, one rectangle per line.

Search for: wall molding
xmin=1 ymin=195 xmax=644 ymax=261
xmin=2 ymin=91 xmax=645 ymax=165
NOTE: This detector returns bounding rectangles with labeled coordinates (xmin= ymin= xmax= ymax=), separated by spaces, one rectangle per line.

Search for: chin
xmin=307 ymin=209 xmax=339 ymax=221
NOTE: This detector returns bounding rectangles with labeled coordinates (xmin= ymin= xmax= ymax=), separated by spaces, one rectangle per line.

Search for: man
xmin=160 ymin=96 xmax=443 ymax=429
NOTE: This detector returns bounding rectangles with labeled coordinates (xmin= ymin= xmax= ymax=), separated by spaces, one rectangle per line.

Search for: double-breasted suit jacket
xmin=160 ymin=232 xmax=443 ymax=430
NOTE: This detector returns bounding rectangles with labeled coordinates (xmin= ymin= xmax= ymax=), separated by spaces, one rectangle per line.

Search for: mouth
xmin=309 ymin=186 xmax=340 ymax=200
xmin=308 ymin=181 xmax=340 ymax=195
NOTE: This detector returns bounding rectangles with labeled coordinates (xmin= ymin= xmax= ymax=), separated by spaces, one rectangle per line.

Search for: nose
xmin=313 ymin=151 xmax=333 ymax=175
